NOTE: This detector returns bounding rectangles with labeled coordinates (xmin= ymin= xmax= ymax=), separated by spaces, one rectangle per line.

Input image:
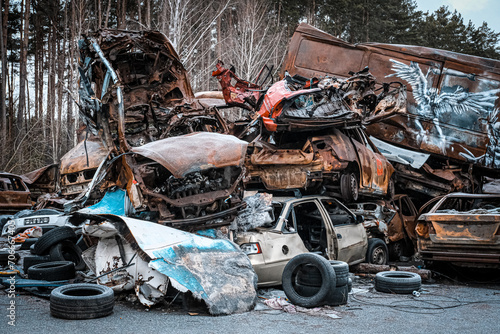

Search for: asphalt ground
xmin=1 ymin=272 xmax=499 ymax=334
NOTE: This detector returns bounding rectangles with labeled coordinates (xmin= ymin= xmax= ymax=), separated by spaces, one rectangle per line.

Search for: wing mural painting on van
xmin=460 ymin=108 xmax=500 ymax=169
xmin=387 ymin=59 xmax=500 ymax=155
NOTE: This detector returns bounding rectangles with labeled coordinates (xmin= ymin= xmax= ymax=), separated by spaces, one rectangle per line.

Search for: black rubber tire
xmin=49 ymin=241 xmax=86 ymax=271
xmin=30 ymin=243 xmax=36 ymax=255
xmin=374 ymin=271 xmax=422 ymax=294
xmin=34 ymin=226 xmax=77 ymax=255
xmin=329 ymin=260 xmax=349 ymax=287
xmin=348 ymin=277 xmax=352 ymax=293
xmin=50 ymin=283 xmax=114 ymax=319
xmin=282 ymin=253 xmax=336 ymax=308
xmin=23 ymin=255 xmax=52 ymax=272
xmin=19 ymin=238 xmax=39 ymax=250
xmin=0 ymin=250 xmax=20 ymax=266
xmin=341 ymin=172 xmax=359 ymax=202
xmin=367 ymin=238 xmax=388 ymax=265
xmin=296 ymin=260 xmax=349 ymax=288
xmin=324 ymin=284 xmax=349 ymax=306
xmin=27 ymin=261 xmax=76 ymax=281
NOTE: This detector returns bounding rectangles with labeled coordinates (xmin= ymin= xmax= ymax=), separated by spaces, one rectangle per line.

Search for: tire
xmin=0 ymin=250 xmax=20 ymax=266
xmin=348 ymin=277 xmax=352 ymax=293
xmin=374 ymin=271 xmax=422 ymax=294
xmin=19 ymin=238 xmax=39 ymax=250
xmin=282 ymin=253 xmax=336 ymax=308
xmin=296 ymin=260 xmax=349 ymax=288
xmin=23 ymin=255 xmax=52 ymax=272
xmin=324 ymin=284 xmax=349 ymax=306
xmin=367 ymin=238 xmax=388 ymax=265
xmin=386 ymin=177 xmax=395 ymax=200
xmin=49 ymin=241 xmax=86 ymax=271
xmin=34 ymin=226 xmax=77 ymax=255
xmin=50 ymin=283 xmax=114 ymax=319
xmin=341 ymin=172 xmax=359 ymax=202
xmin=27 ymin=261 xmax=76 ymax=281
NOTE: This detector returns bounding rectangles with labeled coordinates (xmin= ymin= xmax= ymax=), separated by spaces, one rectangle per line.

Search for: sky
xmin=415 ymin=0 xmax=500 ymax=33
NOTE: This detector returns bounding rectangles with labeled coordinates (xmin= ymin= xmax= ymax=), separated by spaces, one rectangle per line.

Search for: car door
xmin=259 ymin=201 xmax=309 ymax=284
xmin=320 ymin=199 xmax=367 ymax=264
xmin=398 ymin=195 xmax=418 ymax=241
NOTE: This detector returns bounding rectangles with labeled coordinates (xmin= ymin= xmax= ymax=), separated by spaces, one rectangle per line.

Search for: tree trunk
xmin=18 ymin=0 xmax=30 ymax=148
xmin=0 ymin=0 xmax=7 ymax=168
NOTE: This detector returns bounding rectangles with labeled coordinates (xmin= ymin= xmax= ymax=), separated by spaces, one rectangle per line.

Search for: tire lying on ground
xmin=323 ymin=283 xmax=349 ymax=306
xmin=296 ymin=260 xmax=349 ymax=287
xmin=50 ymin=283 xmax=114 ymax=319
xmin=27 ymin=261 xmax=76 ymax=281
xmin=282 ymin=253 xmax=336 ymax=308
xmin=49 ymin=240 xmax=86 ymax=271
xmin=374 ymin=271 xmax=422 ymax=294
xmin=23 ymin=255 xmax=51 ymax=273
xmin=34 ymin=226 xmax=77 ymax=255
xmin=347 ymin=277 xmax=352 ymax=293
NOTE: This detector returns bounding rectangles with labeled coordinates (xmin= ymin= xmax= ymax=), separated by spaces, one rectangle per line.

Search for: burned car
xmin=70 ymin=30 xmax=247 ymax=228
xmin=246 ymin=126 xmax=395 ymax=202
xmin=235 ymin=194 xmax=372 ymax=286
xmin=213 ymin=62 xmax=400 ymax=201
xmin=416 ymin=193 xmax=500 ymax=268
xmin=0 ymin=172 xmax=32 ymax=215
xmin=78 ymin=30 xmax=229 ymax=152
xmin=347 ymin=194 xmax=418 ymax=260
xmin=282 ymin=23 xmax=500 ymax=197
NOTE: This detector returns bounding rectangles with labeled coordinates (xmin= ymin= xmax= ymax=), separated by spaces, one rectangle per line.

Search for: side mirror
xmin=356 ymin=215 xmax=364 ymax=224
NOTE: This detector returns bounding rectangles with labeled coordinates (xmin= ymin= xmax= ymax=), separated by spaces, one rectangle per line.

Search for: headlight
xmin=240 ymin=242 xmax=262 ymax=255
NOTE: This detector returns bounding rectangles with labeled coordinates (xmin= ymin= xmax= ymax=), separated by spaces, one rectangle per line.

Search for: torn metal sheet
xmin=370 ymin=136 xmax=429 ymax=169
xmin=130 ymin=132 xmax=247 ymax=178
xmin=83 ymin=215 xmax=258 ymax=314
xmin=78 ymin=188 xmax=134 ymax=216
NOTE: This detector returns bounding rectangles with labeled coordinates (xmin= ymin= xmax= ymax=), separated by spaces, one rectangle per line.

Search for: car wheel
xmin=27 ymin=261 xmax=76 ymax=281
xmin=374 ymin=271 xmax=421 ymax=294
xmin=389 ymin=240 xmax=404 ymax=261
xmin=282 ymin=253 xmax=336 ymax=307
xmin=34 ymin=226 xmax=77 ymax=255
xmin=50 ymin=283 xmax=114 ymax=319
xmin=49 ymin=241 xmax=86 ymax=271
xmin=341 ymin=172 xmax=359 ymax=202
xmin=367 ymin=238 xmax=388 ymax=265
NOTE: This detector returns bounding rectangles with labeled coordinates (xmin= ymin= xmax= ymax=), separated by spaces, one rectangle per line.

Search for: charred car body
xmin=347 ymin=194 xmax=418 ymax=260
xmin=416 ymin=193 xmax=500 ymax=268
xmin=213 ymin=64 xmax=404 ymax=201
xmin=74 ymin=30 xmax=244 ymax=228
xmin=282 ymin=23 xmax=500 ymax=198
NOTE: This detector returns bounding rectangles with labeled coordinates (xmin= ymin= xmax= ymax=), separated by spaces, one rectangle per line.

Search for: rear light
xmin=415 ymin=222 xmax=430 ymax=238
xmin=240 ymin=242 xmax=262 ymax=255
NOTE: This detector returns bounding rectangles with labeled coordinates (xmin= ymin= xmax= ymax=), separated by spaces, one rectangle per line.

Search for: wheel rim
xmin=372 ymin=246 xmax=386 ymax=264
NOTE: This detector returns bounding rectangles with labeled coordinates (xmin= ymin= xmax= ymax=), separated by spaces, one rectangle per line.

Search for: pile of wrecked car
xmin=2 ymin=23 xmax=500 ymax=317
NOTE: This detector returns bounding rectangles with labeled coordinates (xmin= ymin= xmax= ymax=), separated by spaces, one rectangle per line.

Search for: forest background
xmin=1 ymin=0 xmax=499 ymax=174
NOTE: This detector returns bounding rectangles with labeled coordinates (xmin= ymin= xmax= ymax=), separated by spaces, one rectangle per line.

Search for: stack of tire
xmin=282 ymin=253 xmax=352 ymax=308
xmin=23 ymin=226 xmax=86 ymax=281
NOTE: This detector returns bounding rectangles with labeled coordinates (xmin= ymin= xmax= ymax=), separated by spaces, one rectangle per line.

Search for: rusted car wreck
xmin=213 ymin=63 xmax=405 ymax=201
xmin=279 ymin=23 xmax=500 ymax=200
xmin=74 ymin=30 xmax=244 ymax=229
